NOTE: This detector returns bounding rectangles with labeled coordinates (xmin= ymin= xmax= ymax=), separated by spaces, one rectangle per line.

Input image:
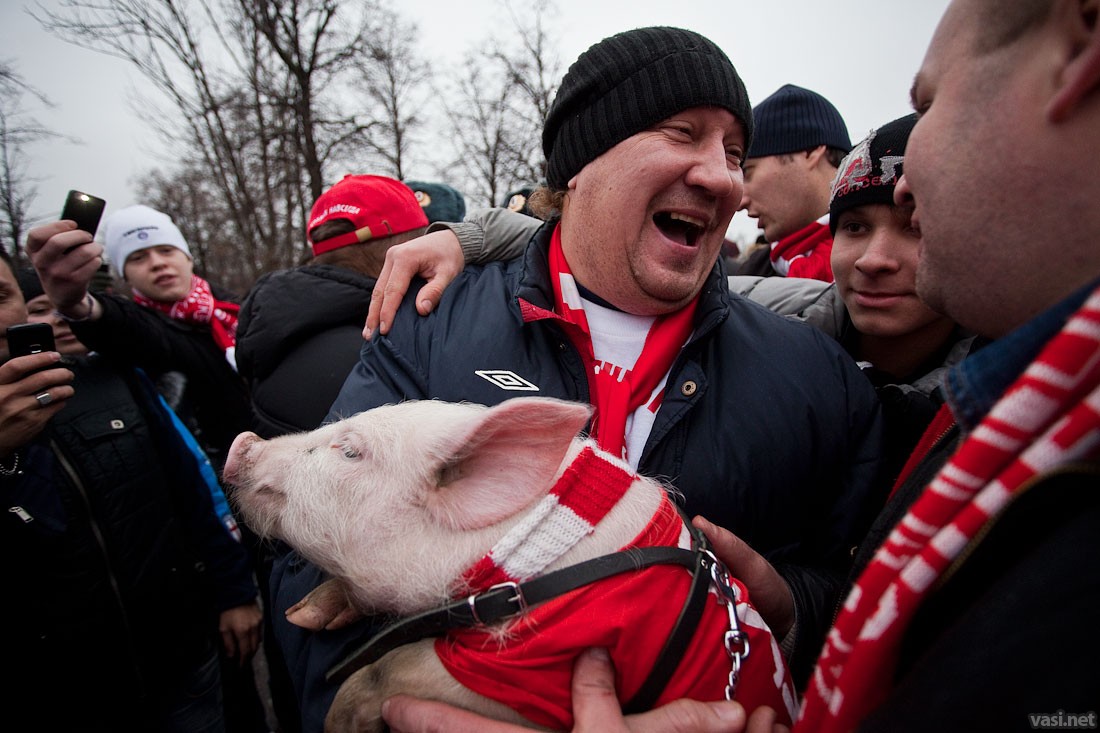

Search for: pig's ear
xmin=426 ymin=397 xmax=592 ymax=531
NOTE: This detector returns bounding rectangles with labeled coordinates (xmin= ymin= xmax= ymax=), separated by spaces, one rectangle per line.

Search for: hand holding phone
xmin=60 ymin=190 xmax=106 ymax=237
xmin=7 ymin=323 xmax=56 ymax=358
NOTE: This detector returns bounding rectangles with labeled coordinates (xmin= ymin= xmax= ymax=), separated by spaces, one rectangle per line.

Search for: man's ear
xmin=804 ymin=145 xmax=828 ymax=169
xmin=1047 ymin=0 xmax=1100 ymax=122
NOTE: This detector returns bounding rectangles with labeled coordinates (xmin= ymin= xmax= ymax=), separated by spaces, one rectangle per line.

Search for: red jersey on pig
xmin=223 ymin=396 xmax=796 ymax=731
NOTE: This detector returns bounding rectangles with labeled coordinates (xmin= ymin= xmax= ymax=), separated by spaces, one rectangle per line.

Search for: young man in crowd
xmin=733 ymin=84 xmax=851 ymax=281
xmin=237 ymin=175 xmax=430 ymax=437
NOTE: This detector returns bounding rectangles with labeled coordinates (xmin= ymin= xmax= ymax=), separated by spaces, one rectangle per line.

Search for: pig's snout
xmin=223 ymin=431 xmax=262 ymax=486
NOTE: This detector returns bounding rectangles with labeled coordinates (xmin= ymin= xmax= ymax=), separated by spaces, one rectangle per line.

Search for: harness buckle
xmin=467 ymin=581 xmax=527 ymax=625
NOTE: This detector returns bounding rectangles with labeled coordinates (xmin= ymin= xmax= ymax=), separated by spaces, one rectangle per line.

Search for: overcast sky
xmin=2 ymin=0 xmax=951 ymax=241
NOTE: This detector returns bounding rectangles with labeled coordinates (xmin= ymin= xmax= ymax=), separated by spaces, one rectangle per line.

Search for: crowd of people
xmin=6 ymin=0 xmax=1097 ymax=731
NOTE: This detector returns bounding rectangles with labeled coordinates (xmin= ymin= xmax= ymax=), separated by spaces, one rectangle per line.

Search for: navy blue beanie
xmin=543 ymin=27 xmax=753 ymax=190
xmin=747 ymin=84 xmax=851 ymax=159
xmin=403 ymin=180 xmax=467 ymax=223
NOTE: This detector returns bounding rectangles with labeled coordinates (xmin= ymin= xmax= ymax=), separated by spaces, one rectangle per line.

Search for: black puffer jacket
xmin=275 ymin=221 xmax=886 ymax=730
xmin=70 ymin=288 xmax=250 ymax=471
xmin=237 ymin=264 xmax=376 ymax=437
xmin=1 ymin=354 xmax=257 ymax=731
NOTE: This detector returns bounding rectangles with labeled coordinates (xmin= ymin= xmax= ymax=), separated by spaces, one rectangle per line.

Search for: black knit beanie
xmin=747 ymin=84 xmax=851 ymax=159
xmin=829 ymin=113 xmax=919 ymax=234
xmin=542 ymin=27 xmax=753 ymax=190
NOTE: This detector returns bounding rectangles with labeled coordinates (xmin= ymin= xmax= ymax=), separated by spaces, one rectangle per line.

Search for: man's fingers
xmin=625 ymin=698 xmax=749 ymax=733
xmin=692 ymin=515 xmax=795 ymax=636
xmin=693 ymin=516 xmax=748 ymax=562
xmin=746 ymin=705 xmax=788 ymax=733
xmin=570 ymin=647 xmax=621 ymax=714
xmin=367 ymin=257 xmax=418 ymax=336
xmin=381 ymin=695 xmax=532 ymax=733
xmin=25 ymin=220 xmax=76 ymax=256
xmin=366 ymin=257 xmax=396 ymax=336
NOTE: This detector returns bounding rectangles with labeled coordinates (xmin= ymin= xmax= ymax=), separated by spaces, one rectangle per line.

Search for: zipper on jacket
xmin=51 ymin=438 xmax=149 ymax=694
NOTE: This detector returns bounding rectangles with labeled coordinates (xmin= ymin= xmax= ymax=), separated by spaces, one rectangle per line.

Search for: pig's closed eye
xmin=330 ymin=440 xmax=361 ymax=459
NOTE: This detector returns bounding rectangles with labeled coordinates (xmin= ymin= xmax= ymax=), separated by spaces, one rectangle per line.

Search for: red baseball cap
xmin=307 ymin=174 xmax=429 ymax=255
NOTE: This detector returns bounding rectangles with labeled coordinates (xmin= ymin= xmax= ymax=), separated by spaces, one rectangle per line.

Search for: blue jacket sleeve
xmin=137 ymin=369 xmax=258 ymax=612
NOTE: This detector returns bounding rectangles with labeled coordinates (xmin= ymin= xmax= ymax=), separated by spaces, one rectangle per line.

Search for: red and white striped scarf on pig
xmin=437 ymin=444 xmax=797 ymax=730
xmin=798 ymin=284 xmax=1100 ymax=733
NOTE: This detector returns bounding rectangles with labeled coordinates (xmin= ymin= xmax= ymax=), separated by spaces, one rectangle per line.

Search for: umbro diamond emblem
xmin=474 ymin=370 xmax=540 ymax=391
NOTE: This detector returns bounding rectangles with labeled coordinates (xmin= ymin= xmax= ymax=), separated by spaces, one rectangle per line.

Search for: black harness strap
xmin=326 ymin=543 xmax=698 ymax=683
xmin=622 ymin=538 xmax=714 ymax=713
xmin=326 ymin=516 xmax=739 ymax=717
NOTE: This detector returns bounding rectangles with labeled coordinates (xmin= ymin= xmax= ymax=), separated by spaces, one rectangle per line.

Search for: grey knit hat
xmin=542 ymin=26 xmax=753 ymax=189
xmin=747 ymin=84 xmax=851 ymax=159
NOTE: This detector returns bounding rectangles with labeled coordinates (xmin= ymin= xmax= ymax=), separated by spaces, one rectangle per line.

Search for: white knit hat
xmin=102 ymin=204 xmax=192 ymax=277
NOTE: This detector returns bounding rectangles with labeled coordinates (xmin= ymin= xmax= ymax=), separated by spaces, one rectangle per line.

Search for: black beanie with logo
xmin=829 ymin=113 xmax=919 ymax=234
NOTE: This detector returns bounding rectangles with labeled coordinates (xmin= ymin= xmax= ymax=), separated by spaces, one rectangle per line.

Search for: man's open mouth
xmin=654 ymin=211 xmax=706 ymax=246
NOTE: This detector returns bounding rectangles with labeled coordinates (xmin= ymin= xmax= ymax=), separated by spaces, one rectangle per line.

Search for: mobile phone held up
xmin=60 ymin=190 xmax=106 ymax=237
xmin=7 ymin=323 xmax=56 ymax=359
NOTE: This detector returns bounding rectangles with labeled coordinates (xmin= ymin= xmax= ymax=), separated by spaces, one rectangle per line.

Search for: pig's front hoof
xmin=325 ymin=666 xmax=385 ymax=733
xmin=287 ymin=578 xmax=363 ymax=630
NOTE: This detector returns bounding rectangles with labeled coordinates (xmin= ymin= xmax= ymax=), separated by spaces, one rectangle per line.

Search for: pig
xmin=223 ymin=396 xmax=796 ymax=732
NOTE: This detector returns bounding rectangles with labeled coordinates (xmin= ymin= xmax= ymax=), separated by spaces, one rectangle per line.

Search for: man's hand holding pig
xmin=25 ymin=220 xmax=105 ymax=320
xmin=218 ymin=600 xmax=263 ymax=666
xmin=382 ymin=648 xmax=789 ymax=733
xmin=0 ymin=352 xmax=74 ymax=458
xmin=692 ymin=516 xmax=795 ymax=638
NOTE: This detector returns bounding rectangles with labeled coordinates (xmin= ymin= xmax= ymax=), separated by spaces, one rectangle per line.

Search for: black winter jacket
xmin=274 ymin=221 xmax=885 ymax=731
xmin=70 ymin=289 xmax=251 ymax=471
xmin=853 ymin=426 xmax=1100 ymax=732
xmin=1 ymin=354 xmax=257 ymax=731
xmin=237 ymin=264 xmax=376 ymax=437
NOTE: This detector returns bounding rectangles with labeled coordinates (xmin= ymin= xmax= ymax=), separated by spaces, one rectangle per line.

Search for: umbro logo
xmin=475 ymin=370 xmax=540 ymax=391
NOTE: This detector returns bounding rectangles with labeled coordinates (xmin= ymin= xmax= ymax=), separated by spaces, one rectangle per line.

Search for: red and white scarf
xmin=798 ymin=284 xmax=1100 ymax=732
xmin=436 ymin=445 xmax=797 ymax=730
xmin=133 ymin=274 xmax=240 ymax=368
xmin=546 ymin=224 xmax=696 ymax=462
xmin=770 ymin=219 xmax=834 ymax=282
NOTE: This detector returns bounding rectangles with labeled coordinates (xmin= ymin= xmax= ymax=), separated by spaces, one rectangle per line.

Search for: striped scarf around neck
xmin=133 ymin=274 xmax=240 ymax=368
xmin=798 ymin=283 xmax=1100 ymax=732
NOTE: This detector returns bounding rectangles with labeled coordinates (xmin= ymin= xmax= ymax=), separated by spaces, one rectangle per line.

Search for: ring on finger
xmin=35 ymin=392 xmax=54 ymax=407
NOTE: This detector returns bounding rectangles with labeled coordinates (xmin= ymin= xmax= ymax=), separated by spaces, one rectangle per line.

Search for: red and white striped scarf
xmin=460 ymin=444 xmax=637 ymax=588
xmin=546 ymin=224 xmax=697 ymax=462
xmin=798 ymin=284 xmax=1100 ymax=732
xmin=770 ymin=220 xmax=833 ymax=281
xmin=133 ymin=274 xmax=240 ymax=366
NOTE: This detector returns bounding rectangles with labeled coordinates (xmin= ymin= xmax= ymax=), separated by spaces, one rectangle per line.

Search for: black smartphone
xmin=60 ymin=190 xmax=106 ymax=236
xmin=7 ymin=323 xmax=56 ymax=358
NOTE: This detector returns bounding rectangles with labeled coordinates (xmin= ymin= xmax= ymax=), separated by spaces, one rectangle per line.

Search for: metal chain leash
xmin=702 ymin=548 xmax=750 ymax=700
